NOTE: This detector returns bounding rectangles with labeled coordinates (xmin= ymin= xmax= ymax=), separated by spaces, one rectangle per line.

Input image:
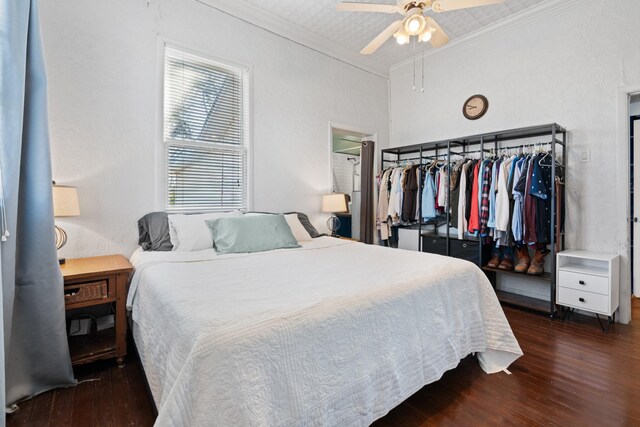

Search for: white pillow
xmin=168 ymin=211 xmax=242 ymax=251
xmin=284 ymin=214 xmax=313 ymax=242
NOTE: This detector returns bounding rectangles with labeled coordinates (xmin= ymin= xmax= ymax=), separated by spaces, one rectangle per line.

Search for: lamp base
xmin=326 ymin=216 xmax=341 ymax=237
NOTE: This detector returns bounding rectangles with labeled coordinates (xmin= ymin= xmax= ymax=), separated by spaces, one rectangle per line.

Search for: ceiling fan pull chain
xmin=421 ymin=49 xmax=425 ymax=93
xmin=412 ymin=53 xmax=416 ymax=92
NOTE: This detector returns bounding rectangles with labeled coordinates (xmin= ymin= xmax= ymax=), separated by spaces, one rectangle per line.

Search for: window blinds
xmin=163 ymin=46 xmax=248 ymax=211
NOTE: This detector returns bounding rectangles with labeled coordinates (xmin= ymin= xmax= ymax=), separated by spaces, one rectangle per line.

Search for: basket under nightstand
xmin=61 ymin=254 xmax=132 ymax=367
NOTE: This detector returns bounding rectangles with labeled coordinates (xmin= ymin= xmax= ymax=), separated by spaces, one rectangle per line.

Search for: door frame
xmin=327 ymin=122 xmax=377 ymax=193
xmin=631 ymin=114 xmax=640 ymax=297
xmin=617 ymin=85 xmax=640 ymax=323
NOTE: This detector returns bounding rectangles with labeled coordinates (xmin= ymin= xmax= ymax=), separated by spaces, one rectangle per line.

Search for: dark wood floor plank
xmin=26 ymin=392 xmax=54 ymax=427
xmin=110 ymin=363 xmax=137 ymax=426
xmin=48 ymin=386 xmax=74 ymax=427
xmin=71 ymin=364 xmax=96 ymax=427
xmin=7 ymin=298 xmax=640 ymax=427
xmin=7 ymin=398 xmax=33 ymax=426
xmin=92 ymin=364 xmax=114 ymax=427
xmin=124 ymin=360 xmax=156 ymax=427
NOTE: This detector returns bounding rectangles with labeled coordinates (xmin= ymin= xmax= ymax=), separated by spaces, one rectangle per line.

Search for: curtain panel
xmin=0 ymin=0 xmax=75 ymax=410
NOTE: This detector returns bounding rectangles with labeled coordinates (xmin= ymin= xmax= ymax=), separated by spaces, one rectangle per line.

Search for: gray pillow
xmin=244 ymin=211 xmax=325 ymax=238
xmin=206 ymin=214 xmax=301 ymax=255
xmin=137 ymin=212 xmax=172 ymax=251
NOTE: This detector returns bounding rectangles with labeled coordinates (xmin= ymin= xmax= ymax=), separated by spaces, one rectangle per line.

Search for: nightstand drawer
xmin=557 ymin=287 xmax=609 ymax=314
xmin=64 ymin=280 xmax=109 ymax=305
xmin=558 ymin=270 xmax=609 ymax=295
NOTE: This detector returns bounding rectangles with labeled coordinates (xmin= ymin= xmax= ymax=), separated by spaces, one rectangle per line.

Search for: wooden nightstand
xmin=61 ymin=255 xmax=132 ymax=367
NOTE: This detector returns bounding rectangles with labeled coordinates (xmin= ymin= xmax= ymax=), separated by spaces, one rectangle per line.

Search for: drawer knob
xmin=433 ymin=240 xmax=437 ymax=244
xmin=579 ymin=280 xmax=585 ymax=285
xmin=579 ymin=297 xmax=585 ymax=303
xmin=462 ymin=243 xmax=467 ymax=248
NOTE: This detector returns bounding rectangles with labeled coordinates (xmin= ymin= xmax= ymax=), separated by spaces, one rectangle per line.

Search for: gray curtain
xmin=1 ymin=0 xmax=76 ymax=410
xmin=359 ymin=140 xmax=375 ymax=244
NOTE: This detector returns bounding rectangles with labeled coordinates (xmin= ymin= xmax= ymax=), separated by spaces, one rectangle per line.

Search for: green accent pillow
xmin=206 ymin=214 xmax=301 ymax=254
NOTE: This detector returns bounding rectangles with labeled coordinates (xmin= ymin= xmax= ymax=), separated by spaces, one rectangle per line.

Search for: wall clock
xmin=463 ymin=94 xmax=488 ymax=120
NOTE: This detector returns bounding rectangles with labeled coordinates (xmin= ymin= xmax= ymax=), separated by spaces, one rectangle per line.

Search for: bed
xmin=127 ymin=236 xmax=522 ymax=426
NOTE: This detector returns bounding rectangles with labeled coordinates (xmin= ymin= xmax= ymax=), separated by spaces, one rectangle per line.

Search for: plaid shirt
xmin=479 ymin=161 xmax=493 ymax=236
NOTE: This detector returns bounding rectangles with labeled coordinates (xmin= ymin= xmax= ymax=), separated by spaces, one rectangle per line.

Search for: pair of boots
xmin=486 ymin=247 xmax=548 ymax=276
xmin=514 ymin=247 xmax=548 ymax=276
xmin=486 ymin=253 xmax=513 ymax=271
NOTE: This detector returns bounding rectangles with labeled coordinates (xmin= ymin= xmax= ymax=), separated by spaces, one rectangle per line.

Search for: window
xmin=163 ymin=46 xmax=249 ymax=212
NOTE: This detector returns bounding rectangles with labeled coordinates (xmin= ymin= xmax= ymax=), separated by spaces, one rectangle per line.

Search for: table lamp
xmin=53 ymin=183 xmax=80 ymax=264
xmin=321 ymin=193 xmax=348 ymax=237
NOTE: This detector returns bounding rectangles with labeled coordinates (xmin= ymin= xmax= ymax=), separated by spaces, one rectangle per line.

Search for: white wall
xmin=40 ymin=0 xmax=389 ymax=259
xmin=389 ymin=0 xmax=640 ymax=322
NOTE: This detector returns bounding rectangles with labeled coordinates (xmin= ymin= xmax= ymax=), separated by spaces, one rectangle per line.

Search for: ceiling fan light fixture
xmin=419 ymin=27 xmax=432 ymax=42
xmin=394 ymin=28 xmax=410 ymax=45
xmin=404 ymin=10 xmax=426 ymax=36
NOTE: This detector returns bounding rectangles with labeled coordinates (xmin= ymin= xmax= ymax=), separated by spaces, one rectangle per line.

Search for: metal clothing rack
xmin=380 ymin=123 xmax=567 ymax=317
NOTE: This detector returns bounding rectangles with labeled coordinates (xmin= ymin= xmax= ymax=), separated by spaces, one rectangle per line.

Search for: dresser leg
xmin=595 ymin=314 xmax=609 ymax=334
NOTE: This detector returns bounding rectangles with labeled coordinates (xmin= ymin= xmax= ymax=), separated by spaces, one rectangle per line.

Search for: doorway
xmin=629 ymin=93 xmax=640 ymax=323
xmin=330 ymin=125 xmax=375 ymax=241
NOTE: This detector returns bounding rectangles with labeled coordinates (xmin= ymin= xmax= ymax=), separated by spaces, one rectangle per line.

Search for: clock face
xmin=463 ymin=95 xmax=488 ymax=120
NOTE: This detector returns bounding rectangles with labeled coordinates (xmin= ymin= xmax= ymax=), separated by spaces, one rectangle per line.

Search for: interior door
xmin=634 ymin=119 xmax=640 ymax=297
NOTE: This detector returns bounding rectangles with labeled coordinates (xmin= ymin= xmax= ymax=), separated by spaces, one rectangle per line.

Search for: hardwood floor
xmin=8 ymin=300 xmax=640 ymax=426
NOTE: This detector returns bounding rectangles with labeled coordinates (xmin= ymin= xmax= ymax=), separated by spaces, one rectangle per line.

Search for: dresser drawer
xmin=557 ymin=287 xmax=609 ymax=314
xmin=558 ymin=270 xmax=609 ymax=295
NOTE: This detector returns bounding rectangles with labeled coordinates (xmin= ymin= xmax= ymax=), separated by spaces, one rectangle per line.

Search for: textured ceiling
xmin=240 ymin=0 xmax=545 ymax=69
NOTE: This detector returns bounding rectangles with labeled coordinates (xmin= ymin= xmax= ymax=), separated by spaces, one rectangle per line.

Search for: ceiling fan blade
xmin=432 ymin=0 xmax=504 ymax=12
xmin=426 ymin=17 xmax=449 ymax=48
xmin=360 ymin=20 xmax=403 ymax=55
xmin=336 ymin=2 xmax=402 ymax=14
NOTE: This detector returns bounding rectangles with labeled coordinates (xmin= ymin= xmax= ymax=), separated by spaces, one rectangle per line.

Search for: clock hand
xmin=466 ymin=105 xmax=477 ymax=110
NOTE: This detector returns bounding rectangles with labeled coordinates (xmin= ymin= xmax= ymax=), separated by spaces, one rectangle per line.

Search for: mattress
xmin=128 ymin=237 xmax=522 ymax=426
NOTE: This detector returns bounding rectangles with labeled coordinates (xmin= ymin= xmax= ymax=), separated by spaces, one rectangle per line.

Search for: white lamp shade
xmin=322 ymin=193 xmax=348 ymax=213
xmin=53 ymin=185 xmax=80 ymax=217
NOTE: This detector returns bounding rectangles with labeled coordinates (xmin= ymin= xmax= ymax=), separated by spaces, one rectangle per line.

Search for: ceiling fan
xmin=336 ymin=0 xmax=505 ymax=54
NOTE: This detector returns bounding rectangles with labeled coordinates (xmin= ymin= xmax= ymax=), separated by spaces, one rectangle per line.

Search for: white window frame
xmin=156 ymin=39 xmax=253 ymax=213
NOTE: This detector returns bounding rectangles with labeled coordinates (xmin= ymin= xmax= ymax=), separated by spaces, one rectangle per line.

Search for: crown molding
xmin=195 ymin=0 xmax=390 ymax=78
xmin=390 ymin=0 xmax=593 ymax=71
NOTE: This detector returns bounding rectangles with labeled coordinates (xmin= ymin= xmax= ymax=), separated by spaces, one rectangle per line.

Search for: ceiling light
xmin=404 ymin=8 xmax=426 ymax=36
xmin=419 ymin=28 xmax=432 ymax=42
xmin=394 ymin=28 xmax=410 ymax=45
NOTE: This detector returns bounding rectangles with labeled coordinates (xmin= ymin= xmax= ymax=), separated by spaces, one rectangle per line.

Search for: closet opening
xmin=329 ymin=125 xmax=376 ymax=241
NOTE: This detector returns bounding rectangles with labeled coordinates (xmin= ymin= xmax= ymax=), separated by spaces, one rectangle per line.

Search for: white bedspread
xmin=129 ymin=237 xmax=522 ymax=426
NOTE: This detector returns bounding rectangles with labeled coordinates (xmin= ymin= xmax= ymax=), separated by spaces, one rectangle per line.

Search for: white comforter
xmin=128 ymin=237 xmax=522 ymax=427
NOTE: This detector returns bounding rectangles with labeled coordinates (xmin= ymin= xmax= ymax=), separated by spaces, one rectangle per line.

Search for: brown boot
xmin=514 ymin=247 xmax=530 ymax=274
xmin=486 ymin=254 xmax=500 ymax=269
xmin=527 ymin=249 xmax=548 ymax=276
xmin=498 ymin=256 xmax=514 ymax=271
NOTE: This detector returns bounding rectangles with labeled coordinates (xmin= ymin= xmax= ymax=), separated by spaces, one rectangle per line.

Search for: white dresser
xmin=556 ymin=250 xmax=620 ymax=322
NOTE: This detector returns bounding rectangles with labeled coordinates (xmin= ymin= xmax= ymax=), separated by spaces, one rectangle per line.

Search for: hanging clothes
xmin=479 ymin=160 xmax=493 ymax=236
xmin=523 ymin=156 xmax=538 ymax=244
xmin=402 ymin=165 xmax=419 ymax=222
xmin=449 ymin=161 xmax=462 ymax=227
xmin=457 ymin=161 xmax=471 ymax=239
xmin=467 ymin=161 xmax=481 ymax=234
xmin=487 ymin=159 xmax=499 ymax=233
xmin=511 ymin=157 xmax=525 ymax=243
xmin=422 ymin=170 xmax=437 ymax=220
xmin=376 ymin=169 xmax=392 ymax=240
xmin=531 ymin=155 xmax=553 ymax=244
